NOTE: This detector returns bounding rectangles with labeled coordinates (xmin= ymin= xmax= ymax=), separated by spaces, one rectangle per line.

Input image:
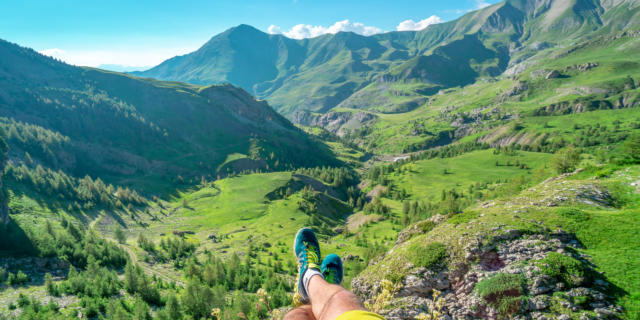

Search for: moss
xmin=538 ymin=252 xmax=586 ymax=288
xmin=474 ymin=272 xmax=526 ymax=319
xmin=407 ymin=242 xmax=447 ymax=269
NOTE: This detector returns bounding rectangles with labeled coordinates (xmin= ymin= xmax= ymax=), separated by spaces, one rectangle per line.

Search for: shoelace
xmin=302 ymin=242 xmax=319 ymax=269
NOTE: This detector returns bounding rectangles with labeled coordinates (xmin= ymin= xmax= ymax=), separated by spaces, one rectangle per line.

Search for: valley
xmin=1 ymin=0 xmax=640 ymax=319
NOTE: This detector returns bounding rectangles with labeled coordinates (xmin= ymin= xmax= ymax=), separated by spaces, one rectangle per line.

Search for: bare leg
xmin=307 ymin=275 xmax=365 ymax=320
xmin=284 ymin=305 xmax=315 ymax=320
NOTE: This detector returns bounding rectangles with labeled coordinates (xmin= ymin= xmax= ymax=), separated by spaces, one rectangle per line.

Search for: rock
xmin=292 ymin=110 xmax=376 ymax=137
xmin=595 ymin=307 xmax=616 ymax=317
xmin=590 ymin=302 xmax=607 ymax=309
xmin=343 ymin=254 xmax=361 ymax=262
xmin=528 ymin=296 xmax=549 ymax=311
xmin=558 ymin=315 xmax=571 ymax=320
xmin=568 ymin=287 xmax=591 ymax=298
xmin=529 ymin=276 xmax=554 ymax=295
xmin=591 ymin=290 xmax=607 ymax=301
xmin=546 ymin=70 xmax=562 ymax=79
xmin=531 ymin=312 xmax=550 ymax=320
xmin=396 ymin=271 xmax=449 ymax=298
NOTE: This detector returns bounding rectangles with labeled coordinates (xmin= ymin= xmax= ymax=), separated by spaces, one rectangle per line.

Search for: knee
xmin=283 ymin=305 xmax=314 ymax=320
xmin=332 ymin=289 xmax=362 ymax=307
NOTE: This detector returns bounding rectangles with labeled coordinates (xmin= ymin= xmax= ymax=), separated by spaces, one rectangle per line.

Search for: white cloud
xmin=38 ymin=46 xmax=198 ymax=68
xmin=474 ymin=0 xmax=491 ymax=9
xmin=267 ymin=25 xmax=283 ymax=35
xmin=267 ymin=19 xmax=382 ymax=39
xmin=39 ymin=48 xmax=66 ymax=57
xmin=396 ymin=15 xmax=442 ymax=31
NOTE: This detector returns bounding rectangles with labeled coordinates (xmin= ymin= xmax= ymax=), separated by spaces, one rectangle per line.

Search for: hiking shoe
xmin=321 ymin=253 xmax=343 ymax=285
xmin=293 ymin=227 xmax=322 ymax=305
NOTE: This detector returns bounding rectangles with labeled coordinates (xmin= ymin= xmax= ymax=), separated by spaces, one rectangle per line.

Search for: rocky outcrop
xmin=532 ymin=98 xmax=621 ymax=116
xmin=497 ymin=81 xmax=529 ymax=103
xmin=545 ymin=70 xmax=563 ymax=79
xmin=292 ymin=110 xmax=377 ymax=137
xmin=353 ymin=229 xmax=624 ymax=320
xmin=564 ymin=62 xmax=599 ymax=72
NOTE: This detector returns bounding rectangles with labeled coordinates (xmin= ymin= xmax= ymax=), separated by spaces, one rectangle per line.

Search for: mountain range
xmin=0 ymin=39 xmax=336 ymax=194
xmin=134 ymin=0 xmax=640 ymax=117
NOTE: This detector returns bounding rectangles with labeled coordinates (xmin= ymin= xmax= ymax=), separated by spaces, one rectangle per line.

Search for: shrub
xmin=552 ymin=146 xmax=581 ymax=174
xmin=17 ymin=293 xmax=30 ymax=307
xmin=45 ymin=273 xmax=59 ymax=297
xmin=416 ymin=221 xmax=436 ymax=233
xmin=8 ymin=270 xmax=29 ymax=286
xmin=407 ymin=242 xmax=447 ymax=269
xmin=620 ymin=133 xmax=640 ymax=164
xmin=474 ymin=272 xmax=525 ymax=319
xmin=538 ymin=252 xmax=586 ymax=288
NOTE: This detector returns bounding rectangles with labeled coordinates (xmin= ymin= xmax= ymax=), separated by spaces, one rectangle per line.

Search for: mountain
xmin=97 ymin=64 xmax=152 ymax=72
xmin=0 ymin=39 xmax=338 ymax=195
xmin=134 ymin=0 xmax=640 ymax=117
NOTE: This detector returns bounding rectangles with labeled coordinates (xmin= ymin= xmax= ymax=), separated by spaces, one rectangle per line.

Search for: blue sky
xmin=0 ymin=0 xmax=501 ymax=69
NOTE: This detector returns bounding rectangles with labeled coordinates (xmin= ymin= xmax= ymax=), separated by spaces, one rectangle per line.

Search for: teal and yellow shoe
xmin=293 ymin=227 xmax=322 ymax=305
xmin=321 ymin=253 xmax=343 ymax=285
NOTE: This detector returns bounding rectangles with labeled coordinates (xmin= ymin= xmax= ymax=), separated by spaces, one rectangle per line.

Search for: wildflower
xmin=211 ymin=308 xmax=221 ymax=320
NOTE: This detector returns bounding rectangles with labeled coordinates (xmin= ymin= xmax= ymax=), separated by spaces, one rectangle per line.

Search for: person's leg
xmin=307 ymin=275 xmax=365 ymax=320
xmin=283 ymin=305 xmax=316 ymax=320
xmin=292 ymin=228 xmax=376 ymax=320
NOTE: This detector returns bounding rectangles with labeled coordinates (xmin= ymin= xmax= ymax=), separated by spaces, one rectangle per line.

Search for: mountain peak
xmin=227 ymin=24 xmax=265 ymax=36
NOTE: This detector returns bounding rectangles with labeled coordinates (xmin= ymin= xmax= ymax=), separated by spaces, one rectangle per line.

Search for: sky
xmin=0 ymin=0 xmax=501 ymax=70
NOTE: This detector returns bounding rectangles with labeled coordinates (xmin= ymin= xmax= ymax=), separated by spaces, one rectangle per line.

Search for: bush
xmin=620 ymin=133 xmax=640 ymax=164
xmin=8 ymin=270 xmax=29 ymax=286
xmin=538 ymin=252 xmax=586 ymax=288
xmin=17 ymin=293 xmax=30 ymax=307
xmin=45 ymin=273 xmax=59 ymax=297
xmin=416 ymin=221 xmax=436 ymax=233
xmin=407 ymin=242 xmax=447 ymax=269
xmin=474 ymin=272 xmax=525 ymax=319
xmin=552 ymin=146 xmax=581 ymax=174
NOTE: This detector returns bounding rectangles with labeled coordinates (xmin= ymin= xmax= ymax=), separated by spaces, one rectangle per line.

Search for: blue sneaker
xmin=321 ymin=253 xmax=343 ymax=285
xmin=293 ymin=227 xmax=322 ymax=305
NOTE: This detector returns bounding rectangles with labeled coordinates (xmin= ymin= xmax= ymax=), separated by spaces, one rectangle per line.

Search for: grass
xmin=537 ymin=252 xmax=586 ymax=288
xmin=474 ymin=272 xmax=525 ymax=319
xmin=386 ymin=149 xmax=553 ymax=202
xmin=407 ymin=242 xmax=447 ymax=269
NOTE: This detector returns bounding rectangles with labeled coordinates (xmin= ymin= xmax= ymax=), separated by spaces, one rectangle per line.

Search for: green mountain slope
xmin=134 ymin=0 xmax=640 ymax=116
xmin=0 ymin=39 xmax=337 ymax=195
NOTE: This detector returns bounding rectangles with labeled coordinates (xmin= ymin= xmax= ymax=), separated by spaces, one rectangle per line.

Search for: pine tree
xmin=114 ymin=226 xmax=126 ymax=244
xmin=166 ymin=294 xmax=182 ymax=319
